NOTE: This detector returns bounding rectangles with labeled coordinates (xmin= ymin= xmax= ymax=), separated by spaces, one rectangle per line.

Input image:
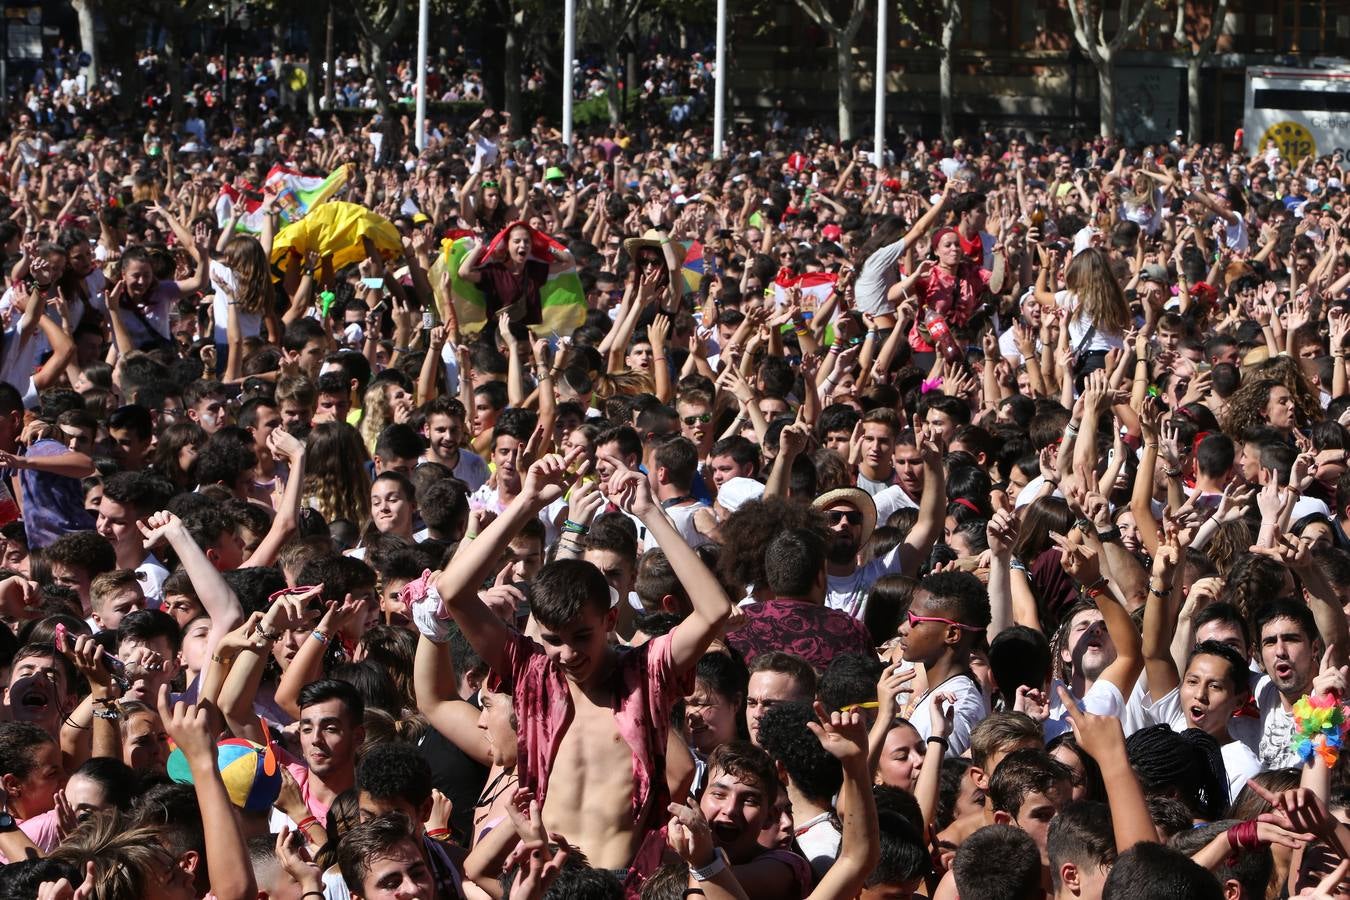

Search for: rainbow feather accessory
xmin=1291 ymin=693 xmax=1350 ymax=768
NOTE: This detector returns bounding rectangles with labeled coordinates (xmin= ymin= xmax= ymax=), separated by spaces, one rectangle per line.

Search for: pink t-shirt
xmin=495 ymin=630 xmax=692 ymax=896
xmin=0 ymin=809 xmax=60 ymax=863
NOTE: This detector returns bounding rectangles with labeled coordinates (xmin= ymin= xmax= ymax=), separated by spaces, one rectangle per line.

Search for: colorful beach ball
xmin=167 ymin=738 xmax=282 ymax=812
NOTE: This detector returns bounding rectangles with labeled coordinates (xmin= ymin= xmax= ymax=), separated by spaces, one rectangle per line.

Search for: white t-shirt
xmin=825 ymin=538 xmax=908 ymax=620
xmin=0 ymin=324 xmax=41 ymax=400
xmin=209 ymin=259 xmax=263 ymax=345
xmin=137 ymin=555 xmax=170 ymax=605
xmin=1043 ymin=678 xmax=1124 ymax=742
xmin=1135 ymin=685 xmax=1263 ymax=801
xmin=1228 ymin=675 xmax=1300 ymax=771
xmin=794 ymin=812 xmax=842 ymax=879
xmin=1055 ymin=290 xmax=1124 ymax=354
xmin=906 ymin=672 xmax=988 ymax=758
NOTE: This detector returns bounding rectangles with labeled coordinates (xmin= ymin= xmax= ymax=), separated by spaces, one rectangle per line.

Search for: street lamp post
xmin=873 ymin=0 xmax=886 ymax=165
xmin=415 ymin=0 xmax=428 ymax=149
xmin=712 ymin=0 xmax=727 ymax=158
xmin=563 ymin=0 xmax=576 ymax=146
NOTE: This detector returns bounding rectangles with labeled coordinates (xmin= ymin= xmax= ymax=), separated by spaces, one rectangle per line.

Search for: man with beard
xmin=1228 ymin=599 xmax=1334 ymax=769
xmin=812 ymin=431 xmax=945 ymax=619
xmin=726 ymin=528 xmax=871 ymax=672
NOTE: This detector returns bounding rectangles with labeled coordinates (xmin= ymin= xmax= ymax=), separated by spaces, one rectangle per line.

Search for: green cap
xmin=544 ymin=166 xmax=566 ymax=182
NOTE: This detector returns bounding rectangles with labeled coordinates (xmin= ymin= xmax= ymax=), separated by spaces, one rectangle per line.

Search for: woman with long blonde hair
xmin=302 ymin=422 xmax=372 ymax=527
xmin=358 ymin=378 xmax=414 ymax=454
xmin=211 ymin=235 xmax=276 ymax=374
xmin=1035 ymin=246 xmax=1130 ymax=382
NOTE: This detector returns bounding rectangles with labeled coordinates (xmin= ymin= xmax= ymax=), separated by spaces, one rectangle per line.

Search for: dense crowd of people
xmin=1 ymin=41 xmax=1350 ymax=900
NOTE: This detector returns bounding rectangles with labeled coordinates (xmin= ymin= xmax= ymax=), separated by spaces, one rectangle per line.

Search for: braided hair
xmin=1125 ymin=724 xmax=1229 ymax=821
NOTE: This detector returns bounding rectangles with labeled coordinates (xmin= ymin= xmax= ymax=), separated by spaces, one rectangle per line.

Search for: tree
xmin=937 ymin=0 xmax=960 ymax=140
xmin=1173 ymin=0 xmax=1230 ymax=143
xmin=348 ymin=0 xmax=411 ymax=75
xmin=1066 ymin=0 xmax=1156 ymax=140
xmin=578 ymin=0 xmax=645 ymax=126
xmin=794 ymin=0 xmax=869 ymax=141
xmin=72 ymin=0 xmax=99 ymax=84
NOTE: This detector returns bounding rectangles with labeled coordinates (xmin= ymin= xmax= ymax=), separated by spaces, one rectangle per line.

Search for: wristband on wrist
xmin=926 ymin=735 xmax=949 ymax=750
xmin=1226 ymin=819 xmax=1262 ymax=852
xmin=297 ymin=816 xmax=319 ymax=832
xmin=426 ymin=827 xmax=451 ymax=839
xmin=562 ymin=519 xmax=590 ymax=535
xmin=689 ymin=848 xmax=729 ymax=882
xmin=311 ymin=630 xmax=329 ymax=646
xmin=1149 ymin=583 xmax=1172 ymax=599
xmin=1082 ymin=578 xmax=1109 ymax=599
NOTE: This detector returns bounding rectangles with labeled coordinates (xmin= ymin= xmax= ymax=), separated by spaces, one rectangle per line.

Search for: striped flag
xmin=438 ymin=222 xmax=586 ymax=338
xmin=217 ymin=164 xmax=350 ymax=234
xmin=772 ymin=270 xmax=837 ymax=319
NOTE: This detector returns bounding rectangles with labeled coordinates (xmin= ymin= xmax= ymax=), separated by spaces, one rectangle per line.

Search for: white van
xmin=1243 ymin=66 xmax=1350 ymax=162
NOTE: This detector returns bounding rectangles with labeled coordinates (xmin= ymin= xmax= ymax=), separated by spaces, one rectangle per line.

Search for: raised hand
xmin=806 ymin=701 xmax=868 ymax=765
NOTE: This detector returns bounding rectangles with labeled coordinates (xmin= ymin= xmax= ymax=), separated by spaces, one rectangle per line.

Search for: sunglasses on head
xmin=825 ymin=509 xmax=863 ymax=526
xmin=482 ymin=180 xmax=499 ymax=188
xmin=906 ymin=610 xmax=983 ymax=632
xmin=682 ymin=412 xmax=712 ymax=425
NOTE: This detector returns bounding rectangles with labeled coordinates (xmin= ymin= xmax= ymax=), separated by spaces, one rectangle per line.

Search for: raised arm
xmin=433 ymin=452 xmax=581 ymax=675
xmin=807 ymin=707 xmax=881 ymax=900
xmin=414 ymin=632 xmax=493 ymax=766
xmin=159 ymin=688 xmax=257 ymax=900
xmin=603 ymin=461 xmax=731 ymax=673
xmin=899 ymin=426 xmax=947 ymax=574
xmin=1057 ymin=686 xmax=1156 ymax=852
xmin=137 ymin=511 xmax=243 ymax=654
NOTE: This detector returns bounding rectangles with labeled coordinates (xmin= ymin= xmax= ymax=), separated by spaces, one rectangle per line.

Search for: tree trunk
xmin=1186 ymin=55 xmax=1202 ymax=143
xmin=625 ymin=23 xmax=638 ymax=126
xmin=1097 ymin=60 xmax=1115 ymax=141
xmin=72 ymin=0 xmax=99 ymax=84
xmin=835 ymin=37 xmax=852 ymax=142
xmin=163 ymin=26 xmax=186 ymax=124
xmin=939 ymin=10 xmax=956 ymax=140
xmin=325 ymin=0 xmax=335 ymax=109
xmin=504 ymin=19 xmax=523 ymax=122
xmin=605 ymin=42 xmax=623 ymax=126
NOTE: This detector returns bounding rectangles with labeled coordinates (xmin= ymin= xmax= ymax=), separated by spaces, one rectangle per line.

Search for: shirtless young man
xmin=426 ymin=451 xmax=732 ymax=887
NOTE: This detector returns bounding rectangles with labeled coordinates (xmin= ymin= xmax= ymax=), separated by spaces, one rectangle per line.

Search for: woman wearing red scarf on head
xmin=458 ymin=220 xmax=574 ymax=333
xmin=906 ymin=226 xmax=999 ymax=365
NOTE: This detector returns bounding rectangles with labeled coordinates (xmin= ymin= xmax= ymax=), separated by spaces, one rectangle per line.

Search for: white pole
xmin=712 ymin=0 xmax=727 ymax=158
xmin=562 ymin=0 xmax=575 ymax=146
xmin=873 ymin=0 xmax=886 ymax=166
xmin=414 ymin=0 xmax=428 ymax=150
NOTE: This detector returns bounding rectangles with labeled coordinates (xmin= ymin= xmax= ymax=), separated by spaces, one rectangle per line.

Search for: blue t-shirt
xmin=21 ymin=439 xmax=94 ymax=550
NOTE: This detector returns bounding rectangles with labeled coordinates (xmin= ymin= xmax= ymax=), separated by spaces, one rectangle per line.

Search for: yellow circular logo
xmin=1259 ymin=121 xmax=1316 ymax=162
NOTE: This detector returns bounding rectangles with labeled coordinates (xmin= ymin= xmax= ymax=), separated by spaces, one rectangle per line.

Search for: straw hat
xmin=622 ymin=228 xmax=686 ymax=266
xmin=812 ymin=488 xmax=878 ymax=546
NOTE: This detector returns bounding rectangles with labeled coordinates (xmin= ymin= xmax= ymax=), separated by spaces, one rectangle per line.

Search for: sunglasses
xmin=482 ymin=180 xmax=499 ymax=188
xmin=682 ymin=412 xmax=712 ymax=425
xmin=825 ymin=509 xmax=864 ymax=526
xmin=639 ymin=255 xmax=661 ymax=265
xmin=906 ymin=610 xmax=983 ymax=633
xmin=268 ymin=584 xmax=324 ymax=605
xmin=780 ymin=251 xmax=796 ymax=259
